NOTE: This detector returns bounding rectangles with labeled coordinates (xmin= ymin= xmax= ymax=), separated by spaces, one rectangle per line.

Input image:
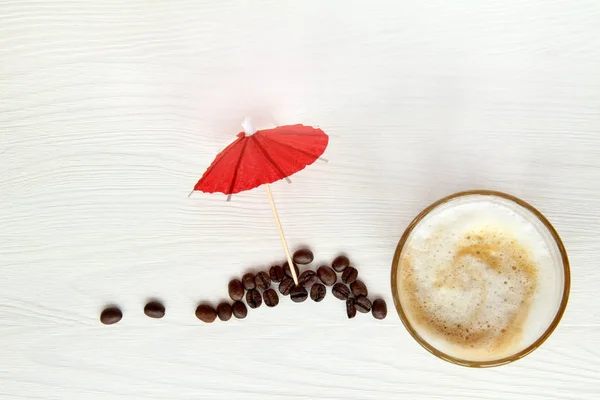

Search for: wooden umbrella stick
xmin=265 ymin=184 xmax=298 ymax=285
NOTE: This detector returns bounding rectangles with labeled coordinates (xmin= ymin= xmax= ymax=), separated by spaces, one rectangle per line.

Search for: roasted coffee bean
xmin=195 ymin=304 xmax=217 ymax=323
xmin=317 ymin=265 xmax=336 ymax=286
xmin=372 ymin=298 xmax=387 ymax=320
xmin=293 ymin=248 xmax=314 ymax=265
xmin=310 ymin=283 xmax=326 ymax=302
xmin=216 ymin=302 xmax=232 ymax=321
xmin=283 ymin=262 xmax=300 ymax=279
xmin=350 ymin=280 xmax=368 ymax=297
xmin=100 ymin=307 xmax=122 ymax=325
xmin=332 ymin=283 xmax=350 ymax=300
xmin=290 ymin=286 xmax=308 ymax=303
xmin=341 ymin=266 xmax=358 ymax=284
xmin=332 ymin=255 xmax=350 ymax=272
xmin=279 ymin=277 xmax=294 ymax=296
xmin=228 ymin=279 xmax=245 ymax=301
xmin=299 ymin=270 xmax=318 ymax=288
xmin=255 ymin=271 xmax=271 ymax=291
xmin=263 ymin=289 xmax=279 ymax=307
xmin=246 ymin=289 xmax=262 ymax=309
xmin=144 ymin=301 xmax=165 ymax=319
xmin=242 ymin=273 xmax=256 ymax=290
xmin=354 ymin=295 xmax=372 ymax=313
xmin=269 ymin=265 xmax=285 ymax=282
xmin=346 ymin=298 xmax=356 ymax=319
xmin=232 ymin=301 xmax=247 ymax=319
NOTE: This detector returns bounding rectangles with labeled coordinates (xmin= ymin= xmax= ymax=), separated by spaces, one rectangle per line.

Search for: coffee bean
xmin=217 ymin=302 xmax=232 ymax=321
xmin=317 ymin=265 xmax=336 ymax=286
xmin=341 ymin=266 xmax=358 ymax=284
xmin=293 ymin=248 xmax=314 ymax=265
xmin=332 ymin=283 xmax=350 ymax=300
xmin=255 ymin=271 xmax=271 ymax=291
xmin=299 ymin=270 xmax=318 ymax=288
xmin=242 ymin=273 xmax=256 ymax=290
xmin=372 ymin=298 xmax=387 ymax=320
xmin=346 ymin=298 xmax=356 ymax=319
xmin=279 ymin=277 xmax=294 ymax=296
xmin=100 ymin=307 xmax=122 ymax=325
xmin=228 ymin=279 xmax=245 ymax=301
xmin=232 ymin=301 xmax=247 ymax=319
xmin=283 ymin=262 xmax=300 ymax=279
xmin=332 ymin=255 xmax=350 ymax=272
xmin=350 ymin=280 xmax=368 ymax=297
xmin=310 ymin=283 xmax=326 ymax=302
xmin=195 ymin=304 xmax=217 ymax=323
xmin=263 ymin=289 xmax=279 ymax=307
xmin=290 ymin=286 xmax=308 ymax=303
xmin=269 ymin=265 xmax=285 ymax=283
xmin=355 ymin=295 xmax=372 ymax=313
xmin=144 ymin=301 xmax=165 ymax=319
xmin=246 ymin=289 xmax=262 ymax=309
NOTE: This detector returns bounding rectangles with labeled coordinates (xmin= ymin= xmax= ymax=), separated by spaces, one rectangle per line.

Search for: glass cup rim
xmin=390 ymin=190 xmax=571 ymax=368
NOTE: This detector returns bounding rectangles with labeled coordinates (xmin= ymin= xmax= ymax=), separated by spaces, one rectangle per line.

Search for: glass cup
xmin=391 ymin=190 xmax=570 ymax=367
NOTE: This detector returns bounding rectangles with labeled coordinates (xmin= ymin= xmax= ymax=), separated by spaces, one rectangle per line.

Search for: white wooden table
xmin=1 ymin=1 xmax=599 ymax=399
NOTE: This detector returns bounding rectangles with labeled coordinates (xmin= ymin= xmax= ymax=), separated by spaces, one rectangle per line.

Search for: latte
xmin=396 ymin=193 xmax=566 ymax=362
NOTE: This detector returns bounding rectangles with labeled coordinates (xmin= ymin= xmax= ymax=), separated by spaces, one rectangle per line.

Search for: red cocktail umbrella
xmin=191 ymin=118 xmax=329 ymax=284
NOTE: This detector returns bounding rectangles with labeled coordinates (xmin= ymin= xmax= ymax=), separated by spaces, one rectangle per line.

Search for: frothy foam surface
xmin=397 ymin=194 xmax=565 ymax=362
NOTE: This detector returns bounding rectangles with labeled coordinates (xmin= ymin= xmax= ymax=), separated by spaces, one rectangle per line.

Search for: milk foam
xmin=397 ymin=194 xmax=565 ymax=362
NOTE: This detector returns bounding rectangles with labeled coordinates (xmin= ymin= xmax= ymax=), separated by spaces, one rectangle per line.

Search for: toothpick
xmin=265 ymin=184 xmax=298 ymax=285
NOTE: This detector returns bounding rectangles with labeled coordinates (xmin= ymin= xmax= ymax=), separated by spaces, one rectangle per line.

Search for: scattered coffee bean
xmin=255 ymin=271 xmax=271 ymax=291
xmin=195 ymin=304 xmax=217 ymax=323
xmin=246 ymin=289 xmax=262 ymax=309
xmin=100 ymin=307 xmax=122 ymax=325
xmin=228 ymin=279 xmax=245 ymax=301
xmin=290 ymin=286 xmax=308 ymax=303
xmin=217 ymin=302 xmax=232 ymax=321
xmin=332 ymin=255 xmax=350 ymax=272
xmin=332 ymin=283 xmax=350 ymax=300
xmin=355 ymin=295 xmax=372 ymax=313
xmin=372 ymin=298 xmax=387 ymax=320
xmin=346 ymin=298 xmax=356 ymax=319
xmin=317 ymin=265 xmax=336 ymax=286
xmin=293 ymin=248 xmax=314 ymax=265
xmin=232 ymin=301 xmax=247 ymax=319
xmin=187 ymin=250 xmax=380 ymax=323
xmin=310 ymin=283 xmax=326 ymax=302
xmin=242 ymin=273 xmax=256 ymax=290
xmin=350 ymin=280 xmax=368 ymax=297
xmin=263 ymin=289 xmax=279 ymax=307
xmin=283 ymin=262 xmax=300 ymax=279
xmin=299 ymin=270 xmax=318 ymax=288
xmin=269 ymin=265 xmax=285 ymax=282
xmin=144 ymin=301 xmax=165 ymax=319
xmin=341 ymin=266 xmax=358 ymax=284
xmin=279 ymin=277 xmax=294 ymax=296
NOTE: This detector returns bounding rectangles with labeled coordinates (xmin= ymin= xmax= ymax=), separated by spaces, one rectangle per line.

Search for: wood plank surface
xmin=1 ymin=1 xmax=599 ymax=399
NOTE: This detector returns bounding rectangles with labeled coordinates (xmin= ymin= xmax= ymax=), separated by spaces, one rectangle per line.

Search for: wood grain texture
xmin=1 ymin=0 xmax=600 ymax=399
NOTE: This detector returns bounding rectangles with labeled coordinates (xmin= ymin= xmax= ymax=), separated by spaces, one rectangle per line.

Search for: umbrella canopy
xmin=193 ymin=122 xmax=328 ymax=196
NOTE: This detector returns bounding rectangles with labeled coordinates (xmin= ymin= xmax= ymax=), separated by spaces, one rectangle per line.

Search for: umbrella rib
xmin=227 ymin=139 xmax=249 ymax=194
xmin=258 ymin=134 xmax=325 ymax=160
xmin=197 ymin=137 xmax=243 ymax=185
xmin=251 ymin=136 xmax=292 ymax=183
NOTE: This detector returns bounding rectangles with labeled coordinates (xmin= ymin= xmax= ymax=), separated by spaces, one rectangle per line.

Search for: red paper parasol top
xmin=193 ymin=120 xmax=328 ymax=196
